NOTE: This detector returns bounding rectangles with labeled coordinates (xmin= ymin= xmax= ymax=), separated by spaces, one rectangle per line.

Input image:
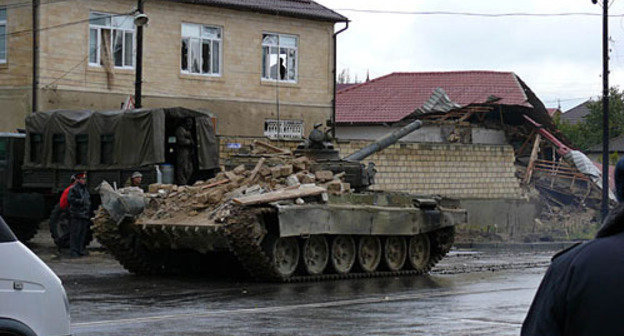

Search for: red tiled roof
xmin=547 ymin=108 xmax=561 ymax=117
xmin=336 ymin=71 xmax=532 ymax=123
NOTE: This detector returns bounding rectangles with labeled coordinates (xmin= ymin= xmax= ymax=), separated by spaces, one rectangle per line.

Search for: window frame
xmin=75 ymin=134 xmax=89 ymax=166
xmin=180 ymin=22 xmax=222 ymax=77
xmin=261 ymin=32 xmax=298 ymax=83
xmin=0 ymin=8 xmax=7 ymax=64
xmin=88 ymin=11 xmax=135 ymax=70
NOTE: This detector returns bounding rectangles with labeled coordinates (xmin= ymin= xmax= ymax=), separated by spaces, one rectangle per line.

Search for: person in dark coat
xmin=67 ymin=172 xmax=91 ymax=257
xmin=521 ymin=157 xmax=624 ymax=335
xmin=175 ymin=118 xmax=194 ymax=185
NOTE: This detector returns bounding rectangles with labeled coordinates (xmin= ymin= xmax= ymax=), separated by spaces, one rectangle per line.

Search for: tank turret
xmin=294 ymin=120 xmax=423 ymax=191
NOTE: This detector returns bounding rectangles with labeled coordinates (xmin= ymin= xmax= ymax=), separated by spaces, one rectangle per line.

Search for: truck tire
xmin=4 ymin=217 xmax=39 ymax=243
xmin=49 ymin=204 xmax=70 ymax=249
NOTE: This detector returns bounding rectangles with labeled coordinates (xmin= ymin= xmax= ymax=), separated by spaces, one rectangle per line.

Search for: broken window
xmin=89 ymin=12 xmax=135 ymax=69
xmin=75 ymin=134 xmax=88 ymax=165
xmin=52 ymin=134 xmax=65 ymax=164
xmin=262 ymin=33 xmax=298 ymax=82
xmin=264 ymin=119 xmax=303 ymax=140
xmin=181 ymin=23 xmax=221 ymax=76
xmin=100 ymin=134 xmax=114 ymax=164
xmin=0 ymin=8 xmax=6 ymax=64
xmin=30 ymin=133 xmax=43 ymax=163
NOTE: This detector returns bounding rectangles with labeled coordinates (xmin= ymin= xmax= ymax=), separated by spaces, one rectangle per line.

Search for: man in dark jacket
xmin=521 ymin=158 xmax=624 ymax=335
xmin=67 ymin=172 xmax=91 ymax=257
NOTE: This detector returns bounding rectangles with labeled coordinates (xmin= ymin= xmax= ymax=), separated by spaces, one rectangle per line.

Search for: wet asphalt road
xmin=28 ymin=231 xmax=553 ymax=336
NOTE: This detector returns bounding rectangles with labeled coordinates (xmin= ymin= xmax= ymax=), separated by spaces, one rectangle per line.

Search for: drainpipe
xmin=32 ymin=0 xmax=39 ymax=112
xmin=331 ymin=21 xmax=348 ymax=139
xmin=134 ymin=0 xmax=144 ymax=109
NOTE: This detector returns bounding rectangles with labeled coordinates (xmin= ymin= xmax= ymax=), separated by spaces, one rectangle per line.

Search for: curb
xmin=454 ymin=241 xmax=581 ymax=252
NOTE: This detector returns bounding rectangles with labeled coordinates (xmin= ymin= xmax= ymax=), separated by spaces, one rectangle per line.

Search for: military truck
xmin=94 ymin=119 xmax=467 ymax=282
xmin=0 ymin=107 xmax=219 ymax=243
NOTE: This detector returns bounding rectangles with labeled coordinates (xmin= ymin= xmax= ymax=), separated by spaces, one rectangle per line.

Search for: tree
xmin=556 ymin=87 xmax=624 ymax=151
xmin=337 ymin=69 xmax=351 ymax=84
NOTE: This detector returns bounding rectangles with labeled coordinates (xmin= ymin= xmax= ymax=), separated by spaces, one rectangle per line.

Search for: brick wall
xmin=218 ymin=136 xmax=523 ymax=199
xmin=0 ymin=0 xmax=335 ymax=135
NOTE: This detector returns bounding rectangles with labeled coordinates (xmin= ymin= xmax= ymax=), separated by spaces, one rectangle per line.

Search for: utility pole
xmin=600 ymin=0 xmax=610 ymax=219
xmin=134 ymin=0 xmax=144 ymax=109
xmin=32 ymin=0 xmax=39 ymax=112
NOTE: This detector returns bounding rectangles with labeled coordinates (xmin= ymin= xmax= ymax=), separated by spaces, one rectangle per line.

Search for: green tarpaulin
xmin=24 ymin=107 xmax=219 ymax=170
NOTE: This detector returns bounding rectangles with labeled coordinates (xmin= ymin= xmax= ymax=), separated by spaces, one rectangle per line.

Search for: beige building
xmin=0 ymin=0 xmax=347 ymax=136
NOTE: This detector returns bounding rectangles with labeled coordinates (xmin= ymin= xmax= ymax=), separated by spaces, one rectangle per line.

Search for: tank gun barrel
xmin=344 ymin=120 xmax=423 ymax=162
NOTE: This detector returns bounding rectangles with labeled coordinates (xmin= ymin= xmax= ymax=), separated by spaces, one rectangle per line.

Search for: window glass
xmin=113 ymin=30 xmax=123 ymax=67
xmin=262 ymin=33 xmax=297 ymax=82
xmin=0 ymin=25 xmax=5 ymax=62
xmin=89 ymin=12 xmax=134 ymax=68
xmin=182 ymin=23 xmax=199 ymax=37
xmin=89 ymin=12 xmax=110 ymax=26
xmin=0 ymin=9 xmax=6 ymax=63
xmin=100 ymin=134 xmax=114 ymax=164
xmin=52 ymin=134 xmax=65 ymax=164
xmin=181 ymin=38 xmax=189 ymax=71
xmin=75 ymin=134 xmax=88 ymax=165
xmin=190 ymin=38 xmax=200 ymax=73
xmin=89 ymin=29 xmax=98 ymax=63
xmin=181 ymin=23 xmax=221 ymax=76
xmin=124 ymin=31 xmax=133 ymax=66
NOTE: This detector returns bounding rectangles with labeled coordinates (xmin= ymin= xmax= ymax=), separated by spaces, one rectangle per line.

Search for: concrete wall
xmin=1 ymin=0 xmax=335 ymax=135
xmin=336 ymin=125 xmax=507 ymax=145
xmin=460 ymin=198 xmax=540 ymax=240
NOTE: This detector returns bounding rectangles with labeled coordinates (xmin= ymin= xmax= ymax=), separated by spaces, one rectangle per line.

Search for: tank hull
xmin=94 ymin=191 xmax=465 ymax=281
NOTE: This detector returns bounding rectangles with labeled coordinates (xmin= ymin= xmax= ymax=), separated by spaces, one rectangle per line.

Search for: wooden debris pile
xmin=141 ymin=155 xmax=351 ymax=221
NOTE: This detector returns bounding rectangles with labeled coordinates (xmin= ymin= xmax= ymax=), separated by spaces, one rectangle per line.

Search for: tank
xmin=93 ymin=119 xmax=467 ymax=281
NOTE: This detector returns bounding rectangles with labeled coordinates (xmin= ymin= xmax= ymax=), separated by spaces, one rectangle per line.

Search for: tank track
xmin=94 ymin=205 xmax=455 ymax=282
xmin=93 ymin=206 xmax=171 ymax=275
xmin=223 ymin=206 xmax=455 ymax=282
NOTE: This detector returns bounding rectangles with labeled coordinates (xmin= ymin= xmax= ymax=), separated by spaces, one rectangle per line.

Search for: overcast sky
xmin=315 ymin=0 xmax=624 ymax=111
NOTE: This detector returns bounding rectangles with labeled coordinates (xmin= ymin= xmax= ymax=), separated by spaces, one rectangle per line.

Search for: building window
xmin=52 ymin=134 xmax=65 ymax=164
xmin=262 ymin=33 xmax=297 ymax=82
xmin=181 ymin=23 xmax=221 ymax=76
xmin=264 ymin=119 xmax=303 ymax=140
xmin=0 ymin=8 xmax=6 ymax=63
xmin=30 ymin=133 xmax=43 ymax=163
xmin=89 ymin=12 xmax=135 ymax=68
xmin=75 ymin=134 xmax=88 ymax=165
xmin=100 ymin=134 xmax=114 ymax=164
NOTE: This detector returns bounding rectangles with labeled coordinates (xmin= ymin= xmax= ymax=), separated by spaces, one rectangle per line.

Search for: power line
xmin=0 ymin=11 xmax=136 ymax=38
xmin=331 ymin=8 xmax=624 ymax=18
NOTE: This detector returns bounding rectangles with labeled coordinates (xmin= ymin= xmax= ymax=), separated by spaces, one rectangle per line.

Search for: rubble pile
xmin=141 ymin=155 xmax=351 ymax=221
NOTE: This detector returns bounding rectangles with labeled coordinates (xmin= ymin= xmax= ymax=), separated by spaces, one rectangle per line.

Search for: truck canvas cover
xmin=23 ymin=107 xmax=218 ymax=170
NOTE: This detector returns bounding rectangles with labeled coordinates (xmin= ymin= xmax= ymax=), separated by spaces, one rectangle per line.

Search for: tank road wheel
xmin=330 ymin=235 xmax=356 ymax=274
xmin=384 ymin=236 xmax=407 ymax=271
xmin=269 ymin=237 xmax=300 ymax=278
xmin=357 ymin=236 xmax=381 ymax=273
xmin=302 ymin=235 xmax=329 ymax=275
xmin=408 ymin=234 xmax=431 ymax=272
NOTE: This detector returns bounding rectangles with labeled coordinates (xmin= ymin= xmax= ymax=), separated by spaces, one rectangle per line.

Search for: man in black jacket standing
xmin=67 ymin=172 xmax=91 ymax=258
xmin=521 ymin=158 xmax=624 ymax=335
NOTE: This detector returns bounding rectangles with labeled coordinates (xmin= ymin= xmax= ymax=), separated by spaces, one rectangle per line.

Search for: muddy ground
xmin=20 ymin=228 xmax=565 ymax=336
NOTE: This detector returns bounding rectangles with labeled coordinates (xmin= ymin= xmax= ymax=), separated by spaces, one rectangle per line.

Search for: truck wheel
xmin=5 ymin=217 xmax=39 ymax=243
xmin=49 ymin=204 xmax=70 ymax=248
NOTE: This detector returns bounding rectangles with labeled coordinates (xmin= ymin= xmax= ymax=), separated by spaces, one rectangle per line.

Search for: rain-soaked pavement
xmin=27 ymin=230 xmax=557 ymax=336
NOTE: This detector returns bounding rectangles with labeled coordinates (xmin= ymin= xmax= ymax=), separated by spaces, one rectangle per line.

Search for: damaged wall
xmin=219 ymin=136 xmax=523 ymax=199
xmin=336 ymin=125 xmax=507 ymax=145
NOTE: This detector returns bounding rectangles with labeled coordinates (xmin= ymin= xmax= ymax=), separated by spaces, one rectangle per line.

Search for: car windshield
xmin=0 ymin=216 xmax=17 ymax=243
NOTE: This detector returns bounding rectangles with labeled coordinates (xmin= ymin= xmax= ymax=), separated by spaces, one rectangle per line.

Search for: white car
xmin=0 ymin=216 xmax=71 ymax=336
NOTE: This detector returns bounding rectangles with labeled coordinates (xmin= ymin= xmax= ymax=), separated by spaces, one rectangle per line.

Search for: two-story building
xmin=0 ymin=0 xmax=347 ymax=139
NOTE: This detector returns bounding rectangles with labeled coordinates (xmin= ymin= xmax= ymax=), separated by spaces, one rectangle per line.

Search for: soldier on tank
xmin=67 ymin=172 xmax=91 ymax=258
xmin=124 ymin=171 xmax=143 ymax=188
xmin=175 ymin=118 xmax=194 ymax=185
